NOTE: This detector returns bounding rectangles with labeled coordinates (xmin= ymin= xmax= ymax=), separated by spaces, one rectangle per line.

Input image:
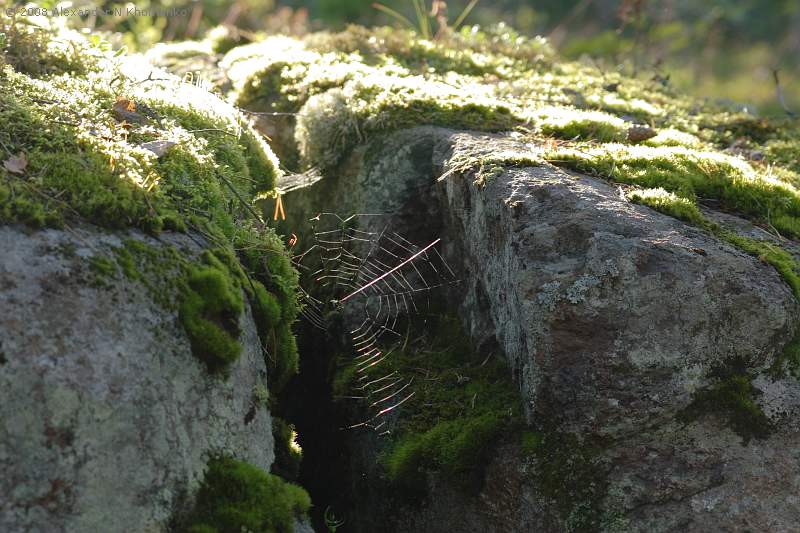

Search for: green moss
xmin=718 ymin=231 xmax=800 ymax=300
xmin=331 ymin=361 xmax=358 ymax=398
xmin=547 ymin=144 xmax=800 ymax=238
xmin=678 ymin=374 xmax=773 ymax=444
xmin=269 ymin=324 xmax=299 ymax=392
xmin=0 ymin=13 xmax=101 ymax=77
xmin=374 ymin=315 xmax=522 ymax=492
xmin=767 ymin=137 xmax=800 ymax=166
xmin=520 ymin=431 xmax=544 ymax=456
xmin=179 ymin=252 xmax=245 ymax=372
xmin=626 ymin=187 xmax=707 ymax=226
xmin=0 ymin=22 xmax=281 ymax=237
xmin=296 ymin=79 xmax=517 ymax=171
xmin=535 ymin=107 xmax=627 ymax=142
xmin=115 ymin=246 xmax=139 ymax=280
xmin=183 ymin=456 xmax=310 ymax=533
xmin=272 ymin=417 xmax=303 ymax=481
xmin=252 ymin=282 xmax=282 ymax=331
xmin=385 ymin=413 xmax=506 ymax=489
xmin=89 ymin=255 xmax=116 ymax=278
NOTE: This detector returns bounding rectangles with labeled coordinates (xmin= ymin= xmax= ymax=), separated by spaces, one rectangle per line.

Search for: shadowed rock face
xmin=280 ymin=126 xmax=800 ymax=532
xmin=0 ymin=226 xmax=274 ymax=533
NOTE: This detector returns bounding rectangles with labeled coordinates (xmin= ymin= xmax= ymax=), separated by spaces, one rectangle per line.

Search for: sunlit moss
xmin=0 ymin=26 xmax=304 ymax=384
xmin=547 ymin=143 xmax=800 ymax=238
xmin=643 ymin=128 xmax=703 ymax=148
xmin=297 ymin=73 xmax=516 ymax=170
xmin=534 ymin=106 xmax=627 ymax=142
xmin=272 ymin=417 xmax=303 ymax=481
xmin=626 ymin=187 xmax=706 ymax=226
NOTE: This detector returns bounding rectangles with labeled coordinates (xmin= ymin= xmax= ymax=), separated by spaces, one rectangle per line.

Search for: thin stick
xmin=338 ymin=238 xmax=441 ymax=303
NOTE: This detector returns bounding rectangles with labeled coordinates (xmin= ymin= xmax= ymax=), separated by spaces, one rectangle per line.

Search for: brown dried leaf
xmin=112 ymin=96 xmax=145 ymax=124
xmin=113 ymin=96 xmax=137 ymax=114
xmin=3 ymin=152 xmax=28 ymax=174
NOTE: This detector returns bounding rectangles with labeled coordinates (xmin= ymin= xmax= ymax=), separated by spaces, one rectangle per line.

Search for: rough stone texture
xmin=280 ymin=126 xmax=800 ymax=532
xmin=0 ymin=225 xmax=275 ymax=532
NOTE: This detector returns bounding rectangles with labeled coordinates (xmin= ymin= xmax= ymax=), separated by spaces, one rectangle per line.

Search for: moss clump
xmin=272 ymin=417 xmax=303 ymax=481
xmin=547 ymin=143 xmax=800 ymax=238
xmin=0 ymin=13 xmax=101 ymax=77
xmin=371 ymin=315 xmax=522 ymax=492
xmin=183 ymin=456 xmax=310 ymax=533
xmin=0 ymin=24 xmax=281 ymax=234
xmin=719 ymin=231 xmax=800 ymax=300
xmin=297 ymin=77 xmax=517 ymax=171
xmin=626 ymin=187 xmax=706 ymax=226
xmin=385 ymin=413 xmax=506 ymax=489
xmin=89 ymin=255 xmax=116 ymax=277
xmin=535 ymin=107 xmax=627 ymax=142
xmin=268 ymin=325 xmax=299 ymax=392
xmin=179 ymin=252 xmax=245 ymax=372
xmin=678 ymin=374 xmax=773 ymax=444
xmin=252 ymin=282 xmax=282 ymax=331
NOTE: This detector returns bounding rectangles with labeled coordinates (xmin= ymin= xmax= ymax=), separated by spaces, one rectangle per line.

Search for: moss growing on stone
xmin=535 ymin=107 xmax=627 ymax=142
xmin=547 ymin=143 xmax=800 ymax=238
xmin=1 ymin=25 xmax=303 ymax=382
xmin=626 ymin=187 xmax=707 ymax=226
xmin=385 ymin=413 xmax=507 ymax=490
xmin=272 ymin=417 xmax=303 ymax=481
xmin=179 ymin=252 xmax=245 ymax=372
xmin=373 ymin=315 xmax=522 ymax=492
xmin=269 ymin=324 xmax=299 ymax=392
xmin=183 ymin=456 xmax=310 ymax=533
xmin=678 ymin=374 xmax=773 ymax=444
xmin=89 ymin=255 xmax=116 ymax=278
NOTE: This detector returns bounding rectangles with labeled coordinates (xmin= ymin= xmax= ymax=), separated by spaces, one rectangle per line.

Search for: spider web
xmin=293 ymin=213 xmax=459 ymax=434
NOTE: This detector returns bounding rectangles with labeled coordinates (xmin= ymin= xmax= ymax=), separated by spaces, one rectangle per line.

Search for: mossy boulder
xmin=0 ymin=21 xmax=307 ymax=533
xmin=278 ymin=116 xmax=800 ymax=531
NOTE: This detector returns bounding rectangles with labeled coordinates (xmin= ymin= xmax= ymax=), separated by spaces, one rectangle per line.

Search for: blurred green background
xmin=42 ymin=0 xmax=800 ymax=115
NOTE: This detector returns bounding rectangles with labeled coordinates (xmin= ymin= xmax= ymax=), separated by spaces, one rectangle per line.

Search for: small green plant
xmin=372 ymin=0 xmax=480 ymax=40
xmin=323 ymin=506 xmax=345 ymax=532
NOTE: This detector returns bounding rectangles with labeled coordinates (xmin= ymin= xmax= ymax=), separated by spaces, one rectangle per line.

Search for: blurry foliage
xmin=6 ymin=0 xmax=798 ymax=116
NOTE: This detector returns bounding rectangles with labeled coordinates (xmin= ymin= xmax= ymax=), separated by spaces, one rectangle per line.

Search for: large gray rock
xmin=0 ymin=225 xmax=275 ymax=532
xmin=280 ymin=126 xmax=800 ymax=532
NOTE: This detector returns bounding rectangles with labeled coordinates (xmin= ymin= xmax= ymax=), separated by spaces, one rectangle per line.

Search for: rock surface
xmin=0 ymin=225 xmax=275 ymax=532
xmin=280 ymin=126 xmax=800 ymax=532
